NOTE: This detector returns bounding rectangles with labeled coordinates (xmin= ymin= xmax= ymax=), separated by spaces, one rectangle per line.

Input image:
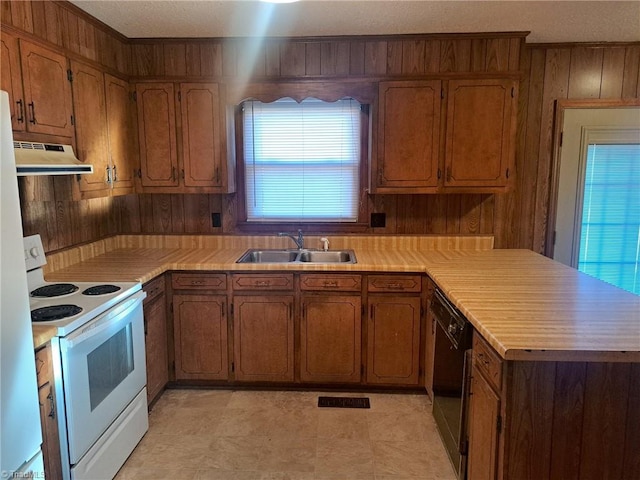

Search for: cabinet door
xmin=1 ymin=32 xmax=26 ymax=131
xmin=374 ymin=80 xmax=441 ymax=192
xmin=143 ymin=290 xmax=168 ymax=404
xmin=300 ymin=294 xmax=361 ymax=383
xmin=467 ymin=367 xmax=501 ymax=480
xmin=233 ymin=295 xmax=294 ymax=382
xmin=105 ymin=74 xmax=135 ymax=194
xmin=180 ymin=83 xmax=223 ymax=188
xmin=444 ymin=78 xmax=516 ymax=188
xmin=367 ymin=296 xmax=421 ymax=385
xmin=173 ymin=294 xmax=228 ymax=380
xmin=136 ymin=83 xmax=179 ymax=187
xmin=35 ymin=346 xmax=63 ymax=480
xmin=19 ymin=40 xmax=73 ymax=137
xmin=71 ymin=60 xmax=110 ymax=195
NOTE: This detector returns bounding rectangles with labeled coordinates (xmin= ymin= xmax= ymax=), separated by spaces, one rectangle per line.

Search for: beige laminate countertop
xmin=44 ymin=246 xmax=640 ymax=362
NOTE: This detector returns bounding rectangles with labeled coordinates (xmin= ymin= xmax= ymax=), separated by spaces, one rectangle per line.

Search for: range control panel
xmin=23 ymin=234 xmax=46 ymax=271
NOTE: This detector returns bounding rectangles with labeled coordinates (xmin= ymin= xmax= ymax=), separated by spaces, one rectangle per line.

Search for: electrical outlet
xmin=371 ymin=212 xmax=386 ymax=228
xmin=211 ymin=213 xmax=222 ymax=228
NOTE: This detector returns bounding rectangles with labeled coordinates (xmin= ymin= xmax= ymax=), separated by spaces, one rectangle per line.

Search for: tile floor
xmin=115 ymin=389 xmax=457 ymax=480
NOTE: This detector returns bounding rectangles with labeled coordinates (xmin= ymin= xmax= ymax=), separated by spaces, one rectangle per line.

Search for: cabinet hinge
xmin=70 ymin=115 xmax=74 ymax=126
xmin=506 ymin=168 xmax=510 ymax=179
xmin=437 ymin=168 xmax=442 ymax=180
xmin=231 ymin=361 xmax=235 ymax=373
xmin=178 ymin=91 xmax=181 ymax=101
xmin=132 ymin=91 xmax=137 ymax=102
xmin=137 ymin=168 xmax=142 ymax=179
xmin=67 ymin=69 xmax=73 ymax=82
xmin=461 ymin=438 xmax=469 ymax=456
xmin=497 ymin=415 xmax=502 ymax=434
xmin=441 ymin=88 xmax=445 ymax=99
xmin=511 ymin=86 xmax=515 ymax=98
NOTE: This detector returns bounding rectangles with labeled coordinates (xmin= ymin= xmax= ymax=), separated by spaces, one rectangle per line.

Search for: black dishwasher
xmin=431 ymin=289 xmax=473 ymax=480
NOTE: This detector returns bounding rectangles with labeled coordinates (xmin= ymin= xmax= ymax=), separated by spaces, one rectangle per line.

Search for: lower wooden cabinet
xmin=34 ymin=344 xmax=63 ymax=480
xmin=173 ymin=294 xmax=229 ymax=380
xmin=232 ymin=295 xmax=295 ymax=382
xmin=300 ymin=294 xmax=362 ymax=383
xmin=466 ymin=361 xmax=501 ymax=479
xmin=367 ymin=295 xmax=421 ymax=385
xmin=143 ymin=276 xmax=168 ymax=404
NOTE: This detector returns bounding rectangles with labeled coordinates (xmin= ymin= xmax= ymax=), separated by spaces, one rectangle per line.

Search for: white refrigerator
xmin=0 ymin=91 xmax=45 ymax=476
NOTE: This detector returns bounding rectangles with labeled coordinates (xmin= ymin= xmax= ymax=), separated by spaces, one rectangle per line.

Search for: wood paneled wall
xmin=1 ymin=0 xmax=130 ymax=74
xmin=129 ymin=35 xmax=522 ymax=79
xmin=7 ymin=1 xmax=640 ymax=254
xmin=496 ymin=43 xmax=640 ymax=251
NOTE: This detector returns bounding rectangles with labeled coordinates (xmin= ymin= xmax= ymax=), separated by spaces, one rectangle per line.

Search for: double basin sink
xmin=237 ymin=249 xmax=357 ymax=264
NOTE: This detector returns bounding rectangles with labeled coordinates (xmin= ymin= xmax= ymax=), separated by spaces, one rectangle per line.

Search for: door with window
xmin=551 ymin=103 xmax=640 ymax=295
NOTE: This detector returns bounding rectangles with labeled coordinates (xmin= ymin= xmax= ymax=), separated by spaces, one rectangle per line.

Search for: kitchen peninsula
xmin=34 ymin=234 xmax=640 ymax=480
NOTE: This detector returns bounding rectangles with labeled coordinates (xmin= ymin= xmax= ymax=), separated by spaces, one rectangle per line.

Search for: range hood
xmin=14 ymin=141 xmax=93 ymax=176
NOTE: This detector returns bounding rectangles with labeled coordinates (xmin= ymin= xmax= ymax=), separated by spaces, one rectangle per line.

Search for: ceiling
xmin=69 ymin=0 xmax=640 ymax=44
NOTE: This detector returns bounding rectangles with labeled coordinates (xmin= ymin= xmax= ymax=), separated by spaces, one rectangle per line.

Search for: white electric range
xmin=24 ymin=234 xmax=148 ymax=480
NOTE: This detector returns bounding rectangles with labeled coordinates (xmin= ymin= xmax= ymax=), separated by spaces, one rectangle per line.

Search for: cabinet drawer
xmin=368 ymin=275 xmax=422 ymax=293
xmin=300 ymin=274 xmax=362 ymax=292
xmin=34 ymin=344 xmax=52 ymax=388
xmin=232 ymin=273 xmax=293 ymax=291
xmin=172 ymin=273 xmax=227 ymax=290
xmin=143 ymin=275 xmax=165 ymax=303
xmin=473 ymin=333 xmax=503 ymax=391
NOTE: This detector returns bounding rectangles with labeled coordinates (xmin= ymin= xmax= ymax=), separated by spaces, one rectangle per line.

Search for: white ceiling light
xmin=260 ymin=0 xmax=299 ymax=3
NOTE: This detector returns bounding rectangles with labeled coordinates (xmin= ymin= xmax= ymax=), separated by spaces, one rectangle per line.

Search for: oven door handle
xmin=459 ymin=349 xmax=473 ymax=456
xmin=63 ymin=291 xmax=146 ymax=348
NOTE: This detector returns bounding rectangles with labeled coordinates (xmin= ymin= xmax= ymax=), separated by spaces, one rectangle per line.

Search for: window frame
xmin=230 ymin=83 xmax=375 ymax=233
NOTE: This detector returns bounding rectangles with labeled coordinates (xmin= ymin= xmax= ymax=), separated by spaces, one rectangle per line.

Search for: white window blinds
xmin=578 ymin=143 xmax=640 ymax=294
xmin=243 ymin=97 xmax=361 ymax=222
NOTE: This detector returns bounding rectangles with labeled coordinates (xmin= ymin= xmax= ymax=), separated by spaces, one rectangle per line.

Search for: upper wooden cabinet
xmin=180 ymin=83 xmax=224 ymax=187
xmin=371 ymin=77 xmax=517 ymax=194
xmin=444 ymin=78 xmax=517 ymax=189
xmin=105 ymin=74 xmax=136 ymax=195
xmin=1 ymin=32 xmax=25 ymax=131
xmin=135 ymin=82 xmax=235 ymax=193
xmin=18 ymin=39 xmax=74 ymax=138
xmin=136 ymin=82 xmax=179 ymax=187
xmin=374 ymin=80 xmax=442 ymax=192
xmin=71 ymin=60 xmax=110 ymax=195
xmin=73 ymin=64 xmax=136 ymax=198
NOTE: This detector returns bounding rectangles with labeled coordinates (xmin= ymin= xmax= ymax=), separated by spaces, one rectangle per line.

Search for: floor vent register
xmin=317 ymin=396 xmax=371 ymax=409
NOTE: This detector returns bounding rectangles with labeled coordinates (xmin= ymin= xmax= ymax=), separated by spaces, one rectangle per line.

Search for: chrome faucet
xmin=278 ymin=230 xmax=304 ymax=250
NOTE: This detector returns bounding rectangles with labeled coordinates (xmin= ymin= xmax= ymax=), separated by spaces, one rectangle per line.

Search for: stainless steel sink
xmin=298 ymin=250 xmax=356 ymax=263
xmin=236 ymin=249 xmax=356 ymax=264
xmin=236 ymin=250 xmax=299 ymax=263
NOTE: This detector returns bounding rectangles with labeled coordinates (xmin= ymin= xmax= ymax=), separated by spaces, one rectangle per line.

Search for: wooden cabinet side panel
xmin=136 ymin=83 xmax=179 ymax=187
xmin=233 ymin=295 xmax=294 ymax=382
xmin=181 ymin=83 xmax=222 ymax=187
xmin=72 ymin=60 xmax=109 ymax=194
xmin=300 ymin=295 xmax=361 ymax=383
xmin=376 ymin=80 xmax=441 ymax=189
xmin=366 ymin=295 xmax=421 ymax=385
xmin=105 ymin=74 xmax=135 ymax=193
xmin=173 ymin=294 xmax=228 ymax=380
xmin=19 ymin=40 xmax=73 ymax=136
xmin=144 ymin=292 xmax=169 ymax=403
xmin=1 ymin=32 xmax=25 ymax=131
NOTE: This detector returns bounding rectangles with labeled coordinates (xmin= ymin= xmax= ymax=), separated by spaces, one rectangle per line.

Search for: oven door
xmin=59 ymin=290 xmax=147 ymax=464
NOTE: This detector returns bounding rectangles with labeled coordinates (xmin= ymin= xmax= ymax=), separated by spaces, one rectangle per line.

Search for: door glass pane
xmin=578 ymin=144 xmax=640 ymax=294
xmin=87 ymin=324 xmax=134 ymax=410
